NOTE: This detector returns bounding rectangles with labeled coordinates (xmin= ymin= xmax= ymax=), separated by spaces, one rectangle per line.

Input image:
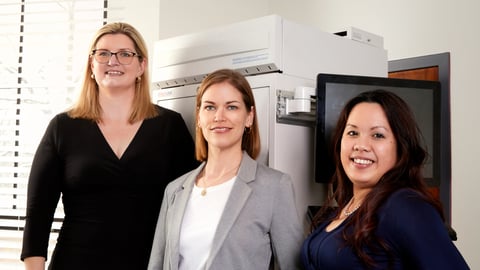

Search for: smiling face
xmin=340 ymin=102 xmax=397 ymax=190
xmin=197 ymin=82 xmax=254 ymax=153
xmin=90 ymin=33 xmax=145 ymax=92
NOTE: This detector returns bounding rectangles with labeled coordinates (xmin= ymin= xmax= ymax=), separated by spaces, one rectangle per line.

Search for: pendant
xmin=201 ymin=188 xmax=207 ymax=196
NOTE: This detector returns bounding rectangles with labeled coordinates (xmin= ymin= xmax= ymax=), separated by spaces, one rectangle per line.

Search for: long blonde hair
xmin=68 ymin=22 xmax=157 ymax=123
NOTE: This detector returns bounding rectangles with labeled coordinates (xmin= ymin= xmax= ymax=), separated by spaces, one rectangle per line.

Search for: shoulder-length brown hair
xmin=194 ymin=69 xmax=260 ymax=161
xmin=68 ymin=22 xmax=157 ymax=123
xmin=313 ymin=89 xmax=444 ymax=268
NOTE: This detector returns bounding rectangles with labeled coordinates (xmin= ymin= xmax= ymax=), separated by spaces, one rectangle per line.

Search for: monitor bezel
xmin=314 ymin=73 xmax=443 ymax=190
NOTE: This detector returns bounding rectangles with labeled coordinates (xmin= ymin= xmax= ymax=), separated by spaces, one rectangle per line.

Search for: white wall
xmin=122 ymin=0 xmax=480 ymax=268
xmin=158 ymin=0 xmax=269 ymax=38
xmin=108 ymin=0 xmax=161 ymax=69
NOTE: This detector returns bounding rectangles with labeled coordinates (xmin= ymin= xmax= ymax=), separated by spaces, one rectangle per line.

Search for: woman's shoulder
xmin=165 ymin=163 xmax=203 ymax=190
xmin=382 ymin=188 xmax=429 ymax=211
xmin=145 ymin=105 xmax=185 ymax=126
xmin=52 ymin=111 xmax=74 ymax=121
xmin=387 ymin=188 xmax=433 ymax=206
xmin=378 ymin=188 xmax=440 ymax=226
xmin=253 ymin=162 xmax=293 ymax=190
xmin=376 ymin=191 xmax=467 ymax=269
xmin=236 ymin=154 xmax=292 ymax=190
xmin=153 ymin=104 xmax=182 ymax=118
xmin=48 ymin=111 xmax=90 ymax=128
xmin=388 ymin=187 xmax=423 ymax=200
xmin=242 ymin=153 xmax=290 ymax=181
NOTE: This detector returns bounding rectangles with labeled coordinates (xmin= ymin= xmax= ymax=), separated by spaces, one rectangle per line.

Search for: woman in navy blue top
xmin=302 ymin=90 xmax=469 ymax=269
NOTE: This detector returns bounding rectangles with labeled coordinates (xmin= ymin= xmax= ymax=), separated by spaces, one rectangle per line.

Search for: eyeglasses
xmin=91 ymin=49 xmax=140 ymax=65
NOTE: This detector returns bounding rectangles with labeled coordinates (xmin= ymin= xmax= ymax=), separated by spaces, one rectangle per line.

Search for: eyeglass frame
xmin=90 ymin=49 xmax=141 ymax=65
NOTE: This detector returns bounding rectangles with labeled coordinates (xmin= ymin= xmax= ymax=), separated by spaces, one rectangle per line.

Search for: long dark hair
xmin=312 ymin=90 xmax=444 ymax=268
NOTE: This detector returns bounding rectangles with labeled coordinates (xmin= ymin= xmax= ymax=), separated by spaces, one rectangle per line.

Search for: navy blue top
xmin=301 ymin=188 xmax=469 ymax=270
xmin=21 ymin=105 xmax=198 ymax=270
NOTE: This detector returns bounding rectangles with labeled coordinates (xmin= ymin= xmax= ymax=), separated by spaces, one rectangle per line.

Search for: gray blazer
xmin=148 ymin=152 xmax=304 ymax=270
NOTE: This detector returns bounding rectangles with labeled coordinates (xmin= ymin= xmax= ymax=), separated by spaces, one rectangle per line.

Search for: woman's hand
xmin=24 ymin=256 xmax=45 ymax=270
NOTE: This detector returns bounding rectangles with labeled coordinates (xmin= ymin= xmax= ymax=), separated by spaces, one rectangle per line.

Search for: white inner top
xmin=178 ymin=176 xmax=237 ymax=270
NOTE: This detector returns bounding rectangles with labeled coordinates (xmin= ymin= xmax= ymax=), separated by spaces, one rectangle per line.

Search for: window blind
xmin=0 ymin=1 xmax=110 ymax=268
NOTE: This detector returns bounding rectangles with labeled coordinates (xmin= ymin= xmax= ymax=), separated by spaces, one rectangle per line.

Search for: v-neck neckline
xmin=95 ymin=119 xmax=145 ymax=161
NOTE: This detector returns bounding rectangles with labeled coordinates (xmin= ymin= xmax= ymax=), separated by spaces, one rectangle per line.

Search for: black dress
xmin=21 ymin=105 xmax=198 ymax=270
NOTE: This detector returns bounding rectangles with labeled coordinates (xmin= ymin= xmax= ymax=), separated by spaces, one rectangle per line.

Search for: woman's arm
xmin=270 ymin=173 xmax=305 ymax=270
xmin=147 ymin=187 xmax=171 ymax=270
xmin=21 ymin=116 xmax=63 ymax=261
xmin=380 ymin=189 xmax=469 ymax=269
xmin=24 ymin=256 xmax=46 ymax=270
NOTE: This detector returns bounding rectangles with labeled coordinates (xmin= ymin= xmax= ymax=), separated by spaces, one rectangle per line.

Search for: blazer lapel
xmin=166 ymin=164 xmax=205 ymax=269
xmin=205 ymin=152 xmax=257 ymax=268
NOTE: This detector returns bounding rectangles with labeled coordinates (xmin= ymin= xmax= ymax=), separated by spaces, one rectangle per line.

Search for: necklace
xmin=199 ymin=165 xmax=239 ymax=196
xmin=343 ymin=197 xmax=361 ymax=217
xmin=200 ymin=176 xmax=208 ymax=196
xmin=200 ymin=179 xmax=207 ymax=196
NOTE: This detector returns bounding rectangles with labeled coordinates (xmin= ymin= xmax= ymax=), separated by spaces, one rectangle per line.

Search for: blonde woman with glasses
xmin=21 ymin=22 xmax=198 ymax=270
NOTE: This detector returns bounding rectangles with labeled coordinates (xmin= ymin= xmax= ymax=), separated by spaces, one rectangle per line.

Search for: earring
xmin=90 ymin=73 xmax=95 ymax=79
xmin=136 ymin=76 xmax=141 ymax=82
xmin=244 ymin=126 xmax=252 ymax=134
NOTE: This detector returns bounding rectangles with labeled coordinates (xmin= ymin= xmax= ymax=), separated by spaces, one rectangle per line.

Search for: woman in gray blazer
xmin=148 ymin=69 xmax=304 ymax=270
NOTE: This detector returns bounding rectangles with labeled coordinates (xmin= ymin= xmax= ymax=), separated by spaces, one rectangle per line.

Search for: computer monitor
xmin=315 ymin=73 xmax=445 ymax=190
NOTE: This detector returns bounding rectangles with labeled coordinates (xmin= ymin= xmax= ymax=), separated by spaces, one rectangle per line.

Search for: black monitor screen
xmin=315 ymin=73 xmax=444 ymax=187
